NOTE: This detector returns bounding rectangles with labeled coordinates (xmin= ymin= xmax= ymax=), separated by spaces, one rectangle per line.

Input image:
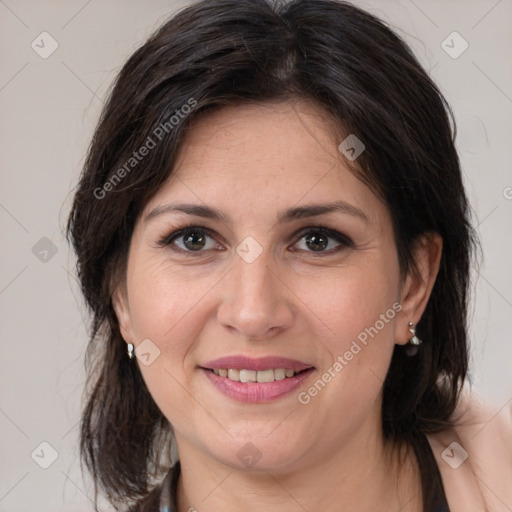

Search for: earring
xmin=405 ymin=322 xmax=422 ymax=356
xmin=408 ymin=322 xmax=422 ymax=346
xmin=127 ymin=343 xmax=135 ymax=359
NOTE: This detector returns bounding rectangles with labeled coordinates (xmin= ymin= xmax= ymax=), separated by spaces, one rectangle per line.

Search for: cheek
xmin=296 ymin=258 xmax=400 ymax=341
xmin=296 ymin=259 xmax=401 ymax=401
xmin=125 ymin=253 xmax=217 ymax=344
xmin=124 ymin=257 xmax=215 ymax=423
xmin=123 ymin=255 xmax=224 ymax=420
xmin=292 ymin=272 xmax=400 ymax=439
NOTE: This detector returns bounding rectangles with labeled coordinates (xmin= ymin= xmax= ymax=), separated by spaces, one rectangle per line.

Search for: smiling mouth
xmin=201 ymin=361 xmax=315 ymax=402
xmin=208 ymin=367 xmax=311 ymax=383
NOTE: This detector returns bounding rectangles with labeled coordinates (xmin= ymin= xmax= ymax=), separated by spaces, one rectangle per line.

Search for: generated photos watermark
xmin=94 ymin=97 xmax=197 ymax=200
xmin=297 ymin=301 xmax=403 ymax=404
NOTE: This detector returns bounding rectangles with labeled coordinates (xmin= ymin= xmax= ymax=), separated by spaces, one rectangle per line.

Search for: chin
xmin=202 ymin=431 xmax=310 ymax=473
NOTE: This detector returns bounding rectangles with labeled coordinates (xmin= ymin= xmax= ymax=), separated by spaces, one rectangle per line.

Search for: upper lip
xmin=202 ymin=356 xmax=314 ymax=372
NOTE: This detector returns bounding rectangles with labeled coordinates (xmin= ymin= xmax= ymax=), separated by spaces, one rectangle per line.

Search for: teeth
xmin=228 ymin=369 xmax=240 ymax=381
xmin=274 ymin=368 xmax=286 ymax=380
xmin=256 ymin=369 xmax=274 ymax=383
xmin=239 ymin=369 xmax=257 ymax=382
xmin=212 ymin=368 xmax=300 ymax=382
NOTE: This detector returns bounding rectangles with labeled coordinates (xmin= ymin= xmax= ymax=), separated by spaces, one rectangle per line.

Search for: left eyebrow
xmin=144 ymin=200 xmax=369 ymax=225
xmin=277 ymin=201 xmax=369 ymax=225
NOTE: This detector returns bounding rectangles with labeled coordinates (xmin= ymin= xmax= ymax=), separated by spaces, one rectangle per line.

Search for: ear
xmin=395 ymin=231 xmax=443 ymax=345
xmin=112 ymin=286 xmax=135 ymax=345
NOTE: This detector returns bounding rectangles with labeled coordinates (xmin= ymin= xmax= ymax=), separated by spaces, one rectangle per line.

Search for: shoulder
xmin=427 ymin=387 xmax=512 ymax=511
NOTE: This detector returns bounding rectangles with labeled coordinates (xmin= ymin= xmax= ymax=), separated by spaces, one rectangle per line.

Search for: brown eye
xmin=161 ymin=227 xmax=218 ymax=252
xmin=304 ymin=232 xmax=329 ymax=251
xmin=182 ymin=230 xmax=207 ymax=251
xmin=292 ymin=227 xmax=353 ymax=254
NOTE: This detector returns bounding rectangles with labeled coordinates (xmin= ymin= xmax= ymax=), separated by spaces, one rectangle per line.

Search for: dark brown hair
xmin=67 ymin=0 xmax=478 ymax=510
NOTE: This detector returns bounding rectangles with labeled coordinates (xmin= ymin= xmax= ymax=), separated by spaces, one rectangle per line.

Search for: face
xmin=114 ymin=99 xmax=434 ymax=473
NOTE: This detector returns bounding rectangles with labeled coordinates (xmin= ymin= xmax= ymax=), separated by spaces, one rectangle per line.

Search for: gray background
xmin=1 ymin=0 xmax=511 ymax=510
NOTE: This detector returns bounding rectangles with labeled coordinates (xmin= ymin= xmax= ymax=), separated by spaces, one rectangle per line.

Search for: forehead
xmin=173 ymin=100 xmax=340 ymax=177
xmin=143 ymin=100 xmax=385 ymax=227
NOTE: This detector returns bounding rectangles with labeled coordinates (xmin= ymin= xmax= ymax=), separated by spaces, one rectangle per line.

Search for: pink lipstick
xmin=201 ymin=355 xmax=315 ymax=403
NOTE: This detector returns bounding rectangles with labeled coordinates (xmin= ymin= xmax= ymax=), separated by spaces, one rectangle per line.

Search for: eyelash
xmin=157 ymin=223 xmax=354 ymax=256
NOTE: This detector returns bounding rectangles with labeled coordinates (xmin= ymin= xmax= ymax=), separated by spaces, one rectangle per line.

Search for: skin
xmin=114 ymin=99 xmax=442 ymax=512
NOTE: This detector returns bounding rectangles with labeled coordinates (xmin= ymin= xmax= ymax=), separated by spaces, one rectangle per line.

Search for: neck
xmin=174 ymin=412 xmax=422 ymax=512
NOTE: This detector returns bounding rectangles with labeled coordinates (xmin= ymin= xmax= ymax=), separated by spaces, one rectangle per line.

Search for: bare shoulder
xmin=427 ymin=388 xmax=512 ymax=512
xmin=451 ymin=388 xmax=512 ymax=453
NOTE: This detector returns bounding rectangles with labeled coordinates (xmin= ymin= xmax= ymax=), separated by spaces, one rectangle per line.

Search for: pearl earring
xmin=408 ymin=322 xmax=422 ymax=346
xmin=405 ymin=322 xmax=422 ymax=356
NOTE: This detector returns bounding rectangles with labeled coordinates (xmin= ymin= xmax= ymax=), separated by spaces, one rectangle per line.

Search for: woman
xmin=67 ymin=0 xmax=512 ymax=511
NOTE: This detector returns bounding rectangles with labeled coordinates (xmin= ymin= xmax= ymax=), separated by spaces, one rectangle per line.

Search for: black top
xmin=128 ymin=459 xmax=450 ymax=511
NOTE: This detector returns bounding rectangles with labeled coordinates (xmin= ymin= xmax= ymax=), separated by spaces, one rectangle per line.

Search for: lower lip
xmin=202 ymin=368 xmax=315 ymax=403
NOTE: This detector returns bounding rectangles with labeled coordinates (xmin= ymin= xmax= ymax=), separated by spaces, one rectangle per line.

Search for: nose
xmin=216 ymin=249 xmax=294 ymax=340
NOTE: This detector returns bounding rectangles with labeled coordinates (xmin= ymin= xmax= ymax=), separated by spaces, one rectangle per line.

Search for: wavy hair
xmin=67 ymin=0 xmax=478 ymax=510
